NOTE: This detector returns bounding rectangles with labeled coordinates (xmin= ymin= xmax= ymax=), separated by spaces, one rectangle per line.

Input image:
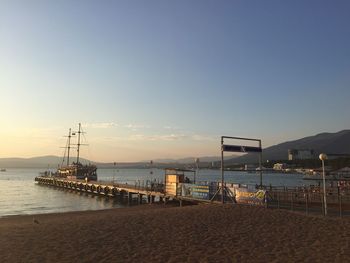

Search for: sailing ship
xmin=45 ymin=123 xmax=97 ymax=181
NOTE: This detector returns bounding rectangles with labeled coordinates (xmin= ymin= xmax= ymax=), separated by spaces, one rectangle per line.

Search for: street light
xmin=319 ymin=153 xmax=328 ymax=216
xmin=113 ymin=162 xmax=116 ymax=184
xmin=194 ymin=158 xmax=199 ymax=184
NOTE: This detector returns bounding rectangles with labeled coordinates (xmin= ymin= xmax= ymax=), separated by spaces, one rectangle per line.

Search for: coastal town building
xmin=273 ymin=163 xmax=288 ymax=171
xmin=244 ymin=164 xmax=257 ymax=171
xmin=288 ymin=149 xmax=315 ymax=161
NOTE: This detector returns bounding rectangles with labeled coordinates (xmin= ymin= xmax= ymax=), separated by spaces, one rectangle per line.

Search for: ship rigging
xmin=46 ymin=123 xmax=97 ymax=181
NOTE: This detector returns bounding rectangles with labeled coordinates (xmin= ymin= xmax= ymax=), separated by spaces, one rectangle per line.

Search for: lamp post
xmin=194 ymin=158 xmax=199 ymax=184
xmin=113 ymin=162 xmax=116 ymax=184
xmin=319 ymin=153 xmax=328 ymax=216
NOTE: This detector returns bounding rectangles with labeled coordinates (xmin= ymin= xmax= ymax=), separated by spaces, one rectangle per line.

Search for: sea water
xmin=0 ymin=168 xmax=311 ymax=217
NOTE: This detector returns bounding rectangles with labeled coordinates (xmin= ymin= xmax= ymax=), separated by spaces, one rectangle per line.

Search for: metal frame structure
xmin=318 ymin=153 xmax=350 ymax=216
xmin=215 ymin=136 xmax=263 ymax=204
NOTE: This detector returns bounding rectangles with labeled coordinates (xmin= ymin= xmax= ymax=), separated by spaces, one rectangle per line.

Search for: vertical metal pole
xmin=221 ymin=137 xmax=224 ymax=204
xmin=164 ymin=171 xmax=167 ymax=195
xmin=113 ymin=162 xmax=116 ymax=184
xmin=67 ymin=128 xmax=71 ymax=166
xmin=321 ymin=192 xmax=324 ymax=215
xmin=76 ymin=123 xmax=81 ymax=164
xmin=195 ymin=158 xmax=199 ymax=184
xmin=322 ymin=160 xmax=327 ymax=216
xmin=259 ymin=140 xmax=262 ymax=188
xmin=339 ymin=194 xmax=342 ymax=218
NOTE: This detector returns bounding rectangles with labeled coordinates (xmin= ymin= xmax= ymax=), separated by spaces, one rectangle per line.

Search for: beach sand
xmin=0 ymin=204 xmax=350 ymax=262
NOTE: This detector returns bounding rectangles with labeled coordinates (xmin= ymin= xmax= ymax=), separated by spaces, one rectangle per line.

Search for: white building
xmin=273 ymin=163 xmax=287 ymax=170
xmin=288 ymin=149 xmax=315 ymax=161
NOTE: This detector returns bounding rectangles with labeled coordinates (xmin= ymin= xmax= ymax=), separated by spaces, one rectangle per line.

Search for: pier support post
xmin=149 ymin=195 xmax=154 ymax=204
xmin=147 ymin=195 xmax=154 ymax=204
xmin=138 ymin=194 xmax=142 ymax=205
xmin=119 ymin=191 xmax=124 ymax=202
xmin=128 ymin=192 xmax=132 ymax=205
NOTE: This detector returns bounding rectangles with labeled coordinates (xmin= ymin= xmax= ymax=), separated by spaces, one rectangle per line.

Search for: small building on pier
xmin=164 ymin=168 xmax=194 ymax=196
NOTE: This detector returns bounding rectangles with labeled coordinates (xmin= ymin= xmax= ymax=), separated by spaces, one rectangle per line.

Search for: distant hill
xmin=0 ymin=155 xmax=92 ymax=168
xmin=0 ymin=156 xmax=153 ymax=169
xmin=153 ymin=155 xmax=237 ymax=164
xmin=229 ymin=130 xmax=350 ymax=164
xmin=97 ymin=162 xmax=149 ymax=169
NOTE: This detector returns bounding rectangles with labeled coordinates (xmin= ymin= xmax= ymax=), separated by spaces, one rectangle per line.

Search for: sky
xmin=0 ymin=0 xmax=349 ymax=162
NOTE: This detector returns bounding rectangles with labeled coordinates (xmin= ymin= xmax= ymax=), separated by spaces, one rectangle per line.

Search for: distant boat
xmin=41 ymin=123 xmax=97 ymax=181
xmin=0 ymin=168 xmax=6 ymax=172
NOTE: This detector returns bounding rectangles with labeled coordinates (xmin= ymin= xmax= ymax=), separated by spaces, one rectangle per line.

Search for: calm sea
xmin=0 ymin=168 xmax=311 ymax=217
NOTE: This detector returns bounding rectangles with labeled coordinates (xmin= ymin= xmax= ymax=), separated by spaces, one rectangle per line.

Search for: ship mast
xmin=61 ymin=128 xmax=73 ymax=167
xmin=67 ymin=128 xmax=72 ymax=166
xmin=76 ymin=123 xmax=81 ymax=164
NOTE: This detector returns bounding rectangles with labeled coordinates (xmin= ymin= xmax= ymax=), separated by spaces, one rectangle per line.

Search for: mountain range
xmin=151 ymin=155 xmax=237 ymax=164
xmin=1 ymin=130 xmax=349 ymax=168
xmin=0 ymin=156 xmax=92 ymax=169
xmin=230 ymin=129 xmax=350 ymax=164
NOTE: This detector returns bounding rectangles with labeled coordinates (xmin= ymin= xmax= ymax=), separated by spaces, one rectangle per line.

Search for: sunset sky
xmin=1 ymin=0 xmax=349 ymax=162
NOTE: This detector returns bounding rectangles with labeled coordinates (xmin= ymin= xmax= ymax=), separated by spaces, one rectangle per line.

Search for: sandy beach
xmin=1 ymin=204 xmax=350 ymax=262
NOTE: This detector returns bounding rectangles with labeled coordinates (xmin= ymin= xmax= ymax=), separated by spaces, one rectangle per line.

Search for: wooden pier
xmin=35 ymin=176 xmax=169 ymax=204
xmin=35 ymin=169 xmax=222 ymax=206
xmin=34 ymin=176 xmax=210 ymax=206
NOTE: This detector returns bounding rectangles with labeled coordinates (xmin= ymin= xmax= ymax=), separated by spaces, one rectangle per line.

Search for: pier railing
xmin=98 ymin=180 xmax=165 ymax=194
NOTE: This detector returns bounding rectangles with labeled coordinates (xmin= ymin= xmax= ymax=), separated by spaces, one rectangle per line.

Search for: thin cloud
xmin=127 ymin=134 xmax=188 ymax=141
xmin=159 ymin=134 xmax=188 ymax=141
xmin=191 ymin=134 xmax=217 ymax=141
xmin=84 ymin=122 xmax=118 ymax=129
xmin=163 ymin=125 xmax=181 ymax=130
xmin=124 ymin=124 xmax=150 ymax=131
xmin=91 ymin=133 xmax=216 ymax=143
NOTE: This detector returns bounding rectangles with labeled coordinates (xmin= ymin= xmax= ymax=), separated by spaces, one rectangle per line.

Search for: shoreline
xmin=0 ymin=202 xmax=170 ymax=221
xmin=1 ymin=204 xmax=350 ymax=262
